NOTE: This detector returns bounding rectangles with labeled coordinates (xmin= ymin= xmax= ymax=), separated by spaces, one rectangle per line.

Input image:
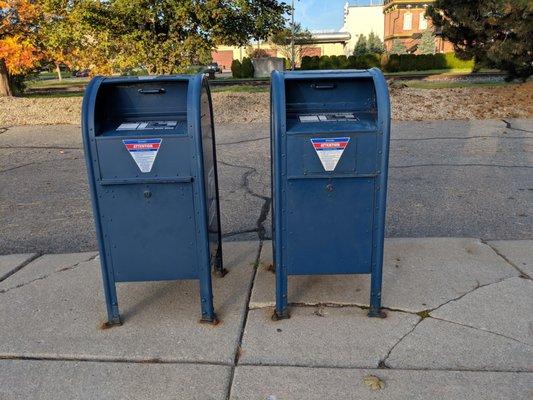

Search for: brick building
xmin=383 ymin=0 xmax=453 ymax=53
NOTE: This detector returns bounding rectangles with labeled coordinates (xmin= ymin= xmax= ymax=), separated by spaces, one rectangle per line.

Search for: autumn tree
xmin=427 ymin=0 xmax=533 ymax=80
xmin=76 ymin=0 xmax=289 ymax=75
xmin=40 ymin=0 xmax=85 ymax=80
xmin=0 ymin=0 xmax=43 ymax=96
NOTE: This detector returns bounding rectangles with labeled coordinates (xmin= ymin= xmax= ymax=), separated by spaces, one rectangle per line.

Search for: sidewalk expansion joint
xmin=232 ymin=361 xmax=533 ymax=374
xmin=482 ymin=240 xmax=531 ymax=279
xmin=226 ymin=241 xmax=264 ymax=400
xmin=0 ymin=253 xmax=41 ymax=283
xmin=0 ymin=355 xmax=231 ymax=367
xmin=0 ymin=253 xmax=98 ymax=294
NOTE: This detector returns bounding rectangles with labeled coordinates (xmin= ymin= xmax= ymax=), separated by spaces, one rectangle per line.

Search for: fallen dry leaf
xmin=363 ymin=375 xmax=385 ymax=391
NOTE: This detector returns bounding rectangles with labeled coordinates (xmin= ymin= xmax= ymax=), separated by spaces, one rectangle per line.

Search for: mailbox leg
xmin=273 ymin=266 xmax=290 ymax=321
xmin=102 ymin=277 xmax=121 ymax=326
xmin=213 ymin=245 xmax=228 ymax=277
xmin=199 ymin=268 xmax=218 ymax=324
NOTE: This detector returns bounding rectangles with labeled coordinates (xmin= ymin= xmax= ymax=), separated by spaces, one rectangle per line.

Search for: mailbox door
xmin=100 ymin=183 xmax=198 ymax=281
xmin=284 ymin=131 xmax=378 ymax=275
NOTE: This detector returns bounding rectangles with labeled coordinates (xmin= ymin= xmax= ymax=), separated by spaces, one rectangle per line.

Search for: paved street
xmin=0 ymin=239 xmax=531 ymax=399
xmin=1 ymin=119 xmax=532 ymax=254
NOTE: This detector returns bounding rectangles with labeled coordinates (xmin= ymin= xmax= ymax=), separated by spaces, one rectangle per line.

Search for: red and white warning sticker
xmin=123 ymin=138 xmax=162 ymax=173
xmin=310 ymin=137 xmax=350 ymax=171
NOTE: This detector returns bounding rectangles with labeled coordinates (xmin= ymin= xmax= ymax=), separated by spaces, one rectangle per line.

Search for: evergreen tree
xmin=353 ymin=35 xmax=368 ymax=56
xmin=427 ymin=0 xmax=533 ymax=80
xmin=240 ymin=57 xmax=254 ymax=78
xmin=417 ymin=30 xmax=436 ymax=54
xmin=367 ymin=31 xmax=384 ymax=54
xmin=390 ymin=39 xmax=408 ymax=55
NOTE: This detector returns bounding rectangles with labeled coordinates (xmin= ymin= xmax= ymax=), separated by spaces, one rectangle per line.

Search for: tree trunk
xmin=56 ymin=63 xmax=62 ymax=81
xmin=0 ymin=59 xmax=13 ymax=97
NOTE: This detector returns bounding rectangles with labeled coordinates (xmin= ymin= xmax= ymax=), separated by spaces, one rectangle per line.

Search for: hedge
xmin=231 ymin=57 xmax=254 ymax=78
xmin=300 ymin=53 xmax=474 ymax=72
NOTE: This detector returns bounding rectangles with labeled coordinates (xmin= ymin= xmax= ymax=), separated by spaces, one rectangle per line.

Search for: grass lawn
xmin=404 ymin=80 xmax=512 ymax=89
xmin=25 ymin=77 xmax=90 ymax=89
xmin=210 ymin=85 xmax=268 ymax=93
xmin=22 ymin=91 xmax=84 ymax=99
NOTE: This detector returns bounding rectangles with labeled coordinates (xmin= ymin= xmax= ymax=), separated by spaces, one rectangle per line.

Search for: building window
xmin=403 ymin=12 xmax=413 ymax=30
xmin=419 ymin=13 xmax=428 ymax=30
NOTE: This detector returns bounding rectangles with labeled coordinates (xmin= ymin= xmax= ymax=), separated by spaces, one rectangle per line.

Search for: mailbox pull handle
xmin=138 ymin=88 xmax=166 ymax=95
xmin=311 ymin=83 xmax=336 ymax=90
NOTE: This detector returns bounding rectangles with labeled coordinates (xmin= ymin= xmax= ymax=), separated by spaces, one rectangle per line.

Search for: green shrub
xmin=330 ymin=55 xmax=341 ymax=69
xmin=231 ymin=59 xmax=242 ymax=78
xmin=318 ymin=55 xmax=332 ymax=70
xmin=338 ymin=55 xmax=350 ymax=69
xmin=240 ymin=57 xmax=254 ymax=78
xmin=301 ymin=56 xmax=320 ymax=70
xmin=382 ymin=52 xmax=474 ymax=72
xmin=347 ymin=55 xmax=358 ymax=68
xmin=444 ymin=53 xmax=475 ymax=69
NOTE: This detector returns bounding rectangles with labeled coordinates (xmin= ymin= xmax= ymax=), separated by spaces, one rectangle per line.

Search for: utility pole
xmin=291 ymin=0 xmax=295 ymax=70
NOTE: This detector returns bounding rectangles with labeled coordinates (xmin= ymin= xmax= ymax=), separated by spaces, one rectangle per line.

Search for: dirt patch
xmin=1 ymin=82 xmax=531 ymax=127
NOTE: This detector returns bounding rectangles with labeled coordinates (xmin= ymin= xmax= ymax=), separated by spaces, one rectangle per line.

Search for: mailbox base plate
xmin=367 ymin=308 xmax=387 ymax=319
xmin=271 ymin=309 xmax=291 ymax=321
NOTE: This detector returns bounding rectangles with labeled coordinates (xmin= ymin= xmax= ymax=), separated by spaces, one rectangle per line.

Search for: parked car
xmin=73 ymin=69 xmax=90 ymax=78
xmin=206 ymin=63 xmax=221 ymax=73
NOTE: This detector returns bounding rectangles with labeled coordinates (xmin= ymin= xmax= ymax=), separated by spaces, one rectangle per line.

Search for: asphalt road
xmin=0 ymin=119 xmax=532 ymax=254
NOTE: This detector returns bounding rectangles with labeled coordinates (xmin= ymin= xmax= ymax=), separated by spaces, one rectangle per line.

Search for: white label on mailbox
xmin=123 ymin=138 xmax=162 ymax=173
xmin=311 ymin=137 xmax=350 ymax=171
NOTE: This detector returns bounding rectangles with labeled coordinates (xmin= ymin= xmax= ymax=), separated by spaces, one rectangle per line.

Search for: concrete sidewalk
xmin=0 ymin=239 xmax=531 ymax=399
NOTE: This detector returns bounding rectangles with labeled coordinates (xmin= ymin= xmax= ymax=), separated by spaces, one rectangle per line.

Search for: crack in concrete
xmin=482 ymin=240 xmax=531 ymax=279
xmin=218 ymin=137 xmax=269 ymax=146
xmin=218 ymin=160 xmax=271 ymax=241
xmin=390 ymin=163 xmax=533 ymax=170
xmin=502 ymin=119 xmax=533 ymax=134
xmin=0 ymin=254 xmax=98 ymax=294
xmin=0 ymin=145 xmax=82 ymax=150
xmin=0 ymin=156 xmax=81 ymax=174
xmin=380 ymin=318 xmax=423 ymax=368
xmin=428 ymin=316 xmax=532 ymax=347
xmin=392 ymin=135 xmax=531 ymax=141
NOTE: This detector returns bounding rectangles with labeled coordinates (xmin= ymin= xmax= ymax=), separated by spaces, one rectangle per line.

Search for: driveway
xmin=0 ymin=119 xmax=532 ymax=254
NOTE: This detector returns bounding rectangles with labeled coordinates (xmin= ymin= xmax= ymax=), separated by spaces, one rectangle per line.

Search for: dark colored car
xmin=74 ymin=69 xmax=90 ymax=78
xmin=206 ymin=63 xmax=221 ymax=73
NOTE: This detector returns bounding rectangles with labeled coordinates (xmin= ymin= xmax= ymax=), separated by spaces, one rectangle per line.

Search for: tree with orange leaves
xmin=0 ymin=0 xmax=43 ymax=96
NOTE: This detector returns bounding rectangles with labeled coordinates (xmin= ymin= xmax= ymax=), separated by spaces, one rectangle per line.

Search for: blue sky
xmin=294 ymin=0 xmax=380 ymax=31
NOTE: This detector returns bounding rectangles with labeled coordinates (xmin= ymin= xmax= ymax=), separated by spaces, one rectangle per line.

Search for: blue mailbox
xmin=270 ymin=69 xmax=391 ymax=319
xmin=82 ymin=74 xmax=225 ymax=325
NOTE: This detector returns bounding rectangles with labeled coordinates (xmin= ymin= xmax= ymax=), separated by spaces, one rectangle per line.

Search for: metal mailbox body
xmin=81 ymin=74 xmax=223 ymax=324
xmin=270 ymin=69 xmax=391 ymax=318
